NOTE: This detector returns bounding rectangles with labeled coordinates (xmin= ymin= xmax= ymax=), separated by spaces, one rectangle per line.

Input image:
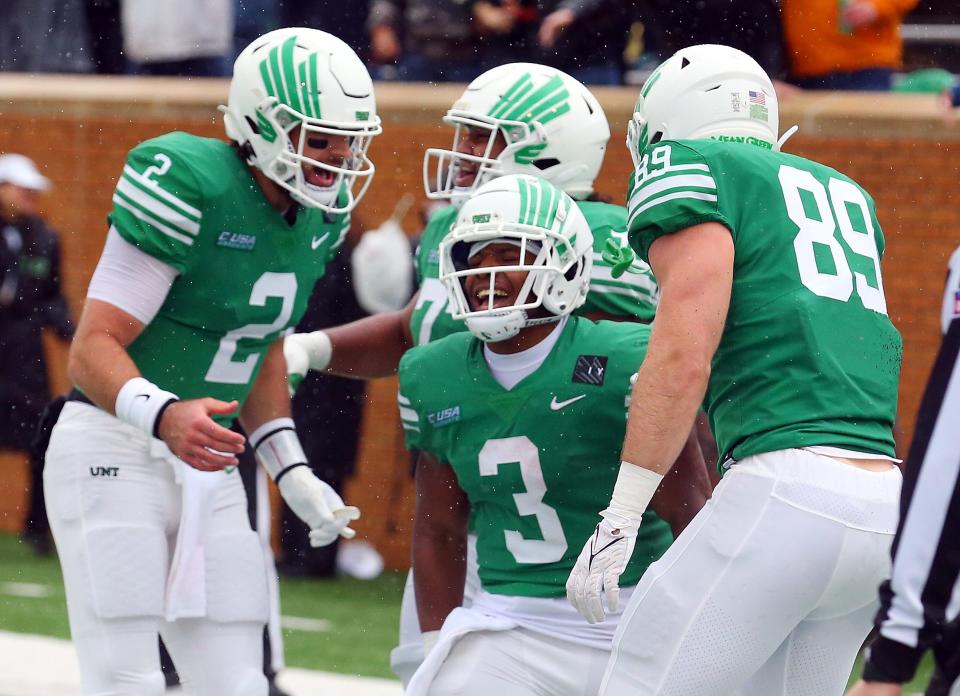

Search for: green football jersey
xmin=626 ymin=139 xmax=901 ymax=461
xmin=109 ymin=132 xmax=349 ymax=417
xmin=408 ymin=202 xmax=659 ymax=346
xmin=397 ymin=317 xmax=673 ymax=598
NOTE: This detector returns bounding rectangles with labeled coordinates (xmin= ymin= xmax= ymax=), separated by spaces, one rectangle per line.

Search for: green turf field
xmin=0 ymin=532 xmax=936 ymax=689
xmin=0 ymin=533 xmax=404 ymax=679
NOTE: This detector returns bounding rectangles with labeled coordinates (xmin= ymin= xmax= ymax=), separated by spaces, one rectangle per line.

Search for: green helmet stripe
xmin=281 ymin=36 xmax=303 ymax=114
xmin=308 ymin=52 xmax=321 ymax=118
xmin=540 ymin=178 xmax=556 ymax=228
xmin=260 ymin=60 xmax=277 ymax=99
xmin=268 ymin=44 xmax=285 ymax=105
xmin=498 ymin=75 xmax=569 ymax=124
xmin=537 ymin=100 xmax=571 ymax=126
xmin=488 ymin=74 xmax=534 ymax=119
xmin=297 ymin=60 xmax=312 ymax=118
xmin=517 ymin=176 xmax=531 ymax=225
xmin=641 ymin=66 xmax=663 ymax=98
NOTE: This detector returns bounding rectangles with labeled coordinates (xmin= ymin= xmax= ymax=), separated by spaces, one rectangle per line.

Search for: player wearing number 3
xmin=43 ymin=29 xmax=378 ymax=695
xmin=566 ymin=45 xmax=903 ymax=695
xmin=398 ymin=175 xmax=711 ymax=696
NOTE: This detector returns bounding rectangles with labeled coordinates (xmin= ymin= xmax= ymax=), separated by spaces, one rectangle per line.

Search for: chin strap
xmin=776 ymin=125 xmax=799 ymax=151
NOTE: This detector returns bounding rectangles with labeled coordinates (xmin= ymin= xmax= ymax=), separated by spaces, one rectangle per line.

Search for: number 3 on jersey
xmin=779 ymin=165 xmax=887 ymax=315
xmin=479 ymin=436 xmax=568 ymax=564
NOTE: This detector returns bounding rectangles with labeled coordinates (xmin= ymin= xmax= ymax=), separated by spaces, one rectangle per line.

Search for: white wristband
xmin=294 ymin=330 xmax=333 ymax=372
xmin=249 ymin=417 xmax=309 ymax=482
xmin=114 ymin=377 xmax=179 ymax=438
xmin=607 ymin=461 xmax=664 ymax=519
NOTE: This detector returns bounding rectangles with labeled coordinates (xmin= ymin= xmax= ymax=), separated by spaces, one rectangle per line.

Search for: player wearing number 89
xmin=42 ymin=28 xmax=377 ymax=695
xmin=399 ymin=175 xmax=710 ymax=696
xmin=566 ymin=44 xmax=904 ymax=695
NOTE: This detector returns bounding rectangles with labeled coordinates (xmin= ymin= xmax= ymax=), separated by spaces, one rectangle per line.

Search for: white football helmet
xmin=222 ymin=28 xmax=382 ymax=214
xmin=424 ymin=63 xmax=609 ymax=208
xmin=439 ymin=175 xmax=593 ymax=343
xmin=627 ymin=44 xmax=780 ymax=169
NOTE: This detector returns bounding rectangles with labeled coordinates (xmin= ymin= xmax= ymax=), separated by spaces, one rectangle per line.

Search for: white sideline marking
xmin=0 ymin=631 xmax=402 ymax=696
xmin=0 ymin=582 xmax=52 ymax=599
xmin=280 ymin=614 xmax=332 ymax=632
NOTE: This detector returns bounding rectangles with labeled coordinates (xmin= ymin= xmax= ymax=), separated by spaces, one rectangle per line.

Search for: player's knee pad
xmin=85 ymin=525 xmax=167 ymax=619
xmin=390 ymin=642 xmax=425 ymax=687
xmin=204 ymin=530 xmax=269 ymax=623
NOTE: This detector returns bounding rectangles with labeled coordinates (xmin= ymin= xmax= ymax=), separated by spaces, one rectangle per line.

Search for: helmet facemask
xmin=439 ymin=216 xmax=590 ymax=343
xmin=423 ymin=112 xmax=545 ymax=209
xmin=422 ymin=64 xmax=609 ymax=208
xmin=223 ymin=28 xmax=382 ymax=215
xmin=253 ymin=99 xmax=378 ymax=213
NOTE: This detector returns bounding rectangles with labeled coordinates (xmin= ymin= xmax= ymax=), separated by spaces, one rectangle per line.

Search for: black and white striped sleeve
xmin=864 ymin=246 xmax=960 ymax=684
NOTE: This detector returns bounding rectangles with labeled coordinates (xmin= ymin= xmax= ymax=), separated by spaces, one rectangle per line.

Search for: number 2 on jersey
xmin=778 ymin=165 xmax=887 ymax=314
xmin=205 ymin=272 xmax=297 ymax=384
xmin=479 ymin=436 xmax=568 ymax=564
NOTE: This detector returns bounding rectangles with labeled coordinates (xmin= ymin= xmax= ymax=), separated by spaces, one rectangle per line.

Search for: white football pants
xmin=44 ymin=402 xmax=269 ymax=696
xmin=392 ymin=534 xmax=481 ymax=685
xmin=429 ymin=626 xmax=611 ymax=696
xmin=601 ymin=448 xmax=902 ymax=696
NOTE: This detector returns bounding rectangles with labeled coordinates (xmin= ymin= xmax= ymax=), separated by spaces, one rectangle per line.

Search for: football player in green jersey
xmin=281 ymin=63 xmax=663 ymax=683
xmin=398 ymin=174 xmax=710 ymax=696
xmin=566 ymin=44 xmax=903 ymax=695
xmin=42 ymin=28 xmax=379 ymax=696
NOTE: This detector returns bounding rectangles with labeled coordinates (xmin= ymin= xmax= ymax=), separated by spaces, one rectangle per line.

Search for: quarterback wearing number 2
xmin=43 ymin=29 xmax=379 ymax=696
xmin=567 ymin=45 xmax=903 ymax=695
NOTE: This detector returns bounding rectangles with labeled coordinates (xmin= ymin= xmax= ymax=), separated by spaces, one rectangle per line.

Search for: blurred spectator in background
xmin=0 ymin=0 xmax=93 ymax=73
xmin=533 ymin=0 xmax=634 ymax=85
xmin=783 ymin=0 xmax=918 ymax=90
xmin=85 ymin=0 xmax=126 ymax=74
xmin=368 ymin=0 xmax=482 ymax=81
xmin=122 ymin=0 xmax=234 ymax=76
xmin=639 ymin=0 xmax=795 ymax=97
xmin=0 ymin=154 xmax=74 ymax=555
xmin=234 ymin=0 xmax=280 ymax=60
xmin=471 ymin=0 xmax=539 ymax=67
xmin=279 ymin=1 xmax=370 ymax=61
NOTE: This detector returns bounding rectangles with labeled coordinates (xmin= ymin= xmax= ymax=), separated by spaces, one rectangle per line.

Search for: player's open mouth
xmin=471 ymin=286 xmax=512 ymax=310
xmin=455 ymin=166 xmax=477 ymax=188
xmin=307 ymin=167 xmax=336 ymax=188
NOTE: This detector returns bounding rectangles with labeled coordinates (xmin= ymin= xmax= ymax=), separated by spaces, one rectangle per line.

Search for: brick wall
xmin=0 ymin=76 xmax=956 ymax=568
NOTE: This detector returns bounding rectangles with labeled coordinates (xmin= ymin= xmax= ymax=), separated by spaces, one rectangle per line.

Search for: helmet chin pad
xmin=465 ymin=311 xmax=526 ymax=342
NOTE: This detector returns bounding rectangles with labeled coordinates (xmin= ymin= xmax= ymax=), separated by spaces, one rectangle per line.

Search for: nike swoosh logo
xmin=134 ymin=394 xmax=150 ymax=402
xmin=311 ymin=234 xmax=328 ymax=250
xmin=550 ymin=394 xmax=587 ymax=411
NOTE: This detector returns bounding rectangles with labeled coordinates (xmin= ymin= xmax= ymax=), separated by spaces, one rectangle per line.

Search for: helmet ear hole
xmin=650 ymin=132 xmax=664 ymax=144
xmin=244 ymin=116 xmax=260 ymax=135
xmin=533 ymin=158 xmax=561 ymax=171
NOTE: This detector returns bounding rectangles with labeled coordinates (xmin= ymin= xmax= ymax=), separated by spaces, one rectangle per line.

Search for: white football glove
xmin=277 ymin=466 xmax=360 ymax=547
xmin=283 ymin=331 xmax=332 ymax=397
xmin=566 ymin=509 xmax=641 ymax=624
xmin=351 ymin=217 xmax=414 ymax=314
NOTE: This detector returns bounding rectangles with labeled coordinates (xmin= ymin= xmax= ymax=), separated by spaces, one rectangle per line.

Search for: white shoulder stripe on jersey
xmin=122 ymin=165 xmax=203 ymax=219
xmin=397 ymin=393 xmax=412 ymax=406
xmin=589 ymin=283 xmax=659 ymax=302
xmin=402 ymin=422 xmax=421 ymax=433
xmin=116 ymin=177 xmax=200 ymax=236
xmin=627 ymin=191 xmax=719 ymax=230
xmin=629 ymin=174 xmax=717 ymax=210
xmin=112 ymin=195 xmax=194 ymax=246
xmin=637 ymin=162 xmax=710 ymax=185
xmin=398 ymin=406 xmax=419 ymax=423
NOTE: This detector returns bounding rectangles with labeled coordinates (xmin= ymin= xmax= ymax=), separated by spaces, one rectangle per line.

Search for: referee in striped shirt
xmin=848 ymin=246 xmax=960 ymax=696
